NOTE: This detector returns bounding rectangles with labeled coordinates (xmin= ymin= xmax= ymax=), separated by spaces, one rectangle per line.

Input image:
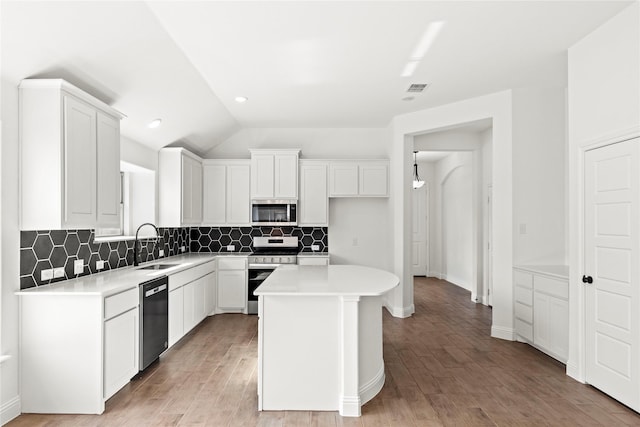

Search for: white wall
xmin=567 ymin=2 xmax=640 ymax=382
xmin=1 ymin=71 xmax=22 ymax=424
xmin=512 ymin=87 xmax=567 ymax=265
xmin=436 ymin=153 xmax=473 ymax=290
xmin=329 ymin=198 xmax=390 ymax=270
xmin=207 ymin=127 xmax=393 ymax=270
xmin=206 ymin=128 xmax=389 ymax=159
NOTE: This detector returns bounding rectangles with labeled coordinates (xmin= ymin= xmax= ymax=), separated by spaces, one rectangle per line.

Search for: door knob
xmin=582 ymin=275 xmax=593 ymax=284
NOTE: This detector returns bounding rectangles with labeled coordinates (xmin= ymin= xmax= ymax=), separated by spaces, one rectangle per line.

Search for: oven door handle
xmin=248 ymin=264 xmax=282 ymax=270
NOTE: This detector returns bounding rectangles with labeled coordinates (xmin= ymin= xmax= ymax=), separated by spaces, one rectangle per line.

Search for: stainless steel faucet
xmin=133 ymin=223 xmax=160 ymax=266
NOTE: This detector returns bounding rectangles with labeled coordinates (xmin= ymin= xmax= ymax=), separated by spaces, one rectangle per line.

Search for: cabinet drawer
xmin=515 ymin=301 xmax=533 ymax=323
xmin=514 ymin=270 xmax=533 ymax=289
xmin=169 ymin=260 xmax=216 ymax=291
xmin=217 ymin=257 xmax=247 ymax=270
xmin=298 ymin=257 xmax=329 ymax=266
xmin=515 ymin=318 xmax=533 ymax=342
xmin=104 ymin=288 xmax=138 ymax=320
xmin=514 ymin=285 xmax=533 ymax=306
xmin=534 ymin=275 xmax=568 ymax=299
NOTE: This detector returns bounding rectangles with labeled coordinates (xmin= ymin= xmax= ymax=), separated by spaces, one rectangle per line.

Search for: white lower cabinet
xmin=217 ymin=257 xmax=247 ymax=313
xmin=104 ymin=307 xmax=138 ymax=399
xmin=513 ymin=266 xmax=569 ymax=363
xmin=168 ymin=260 xmax=216 ymax=347
xmin=168 ymin=286 xmax=184 ymax=348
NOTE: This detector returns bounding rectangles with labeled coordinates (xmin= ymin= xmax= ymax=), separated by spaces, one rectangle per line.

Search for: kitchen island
xmin=254 ymin=265 xmax=399 ymax=417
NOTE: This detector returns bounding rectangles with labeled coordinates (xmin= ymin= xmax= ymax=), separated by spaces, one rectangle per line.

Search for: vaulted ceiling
xmin=1 ymin=1 xmax=631 ymax=155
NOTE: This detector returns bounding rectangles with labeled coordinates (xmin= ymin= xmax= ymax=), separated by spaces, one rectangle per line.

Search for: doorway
xmin=412 ymin=183 xmax=429 ymax=276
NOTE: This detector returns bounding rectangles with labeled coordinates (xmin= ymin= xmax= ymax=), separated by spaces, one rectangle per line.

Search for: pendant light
xmin=413 ymin=151 xmax=425 ymax=189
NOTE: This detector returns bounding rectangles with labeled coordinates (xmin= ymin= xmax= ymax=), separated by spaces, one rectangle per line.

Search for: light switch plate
xmin=40 ymin=269 xmax=53 ymax=281
xmin=74 ymin=259 xmax=84 ymax=275
xmin=53 ymin=267 xmax=65 ymax=278
xmin=159 ymin=249 xmax=164 ymax=257
xmin=96 ymin=260 xmax=105 ymax=270
xmin=180 ymin=246 xmax=186 ymax=253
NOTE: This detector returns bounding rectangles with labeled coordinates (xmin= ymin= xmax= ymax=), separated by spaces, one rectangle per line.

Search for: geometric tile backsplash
xmin=20 ymin=226 xmax=328 ymax=290
xmin=20 ymin=227 xmax=189 ymax=289
xmin=190 ymin=226 xmax=328 ymax=253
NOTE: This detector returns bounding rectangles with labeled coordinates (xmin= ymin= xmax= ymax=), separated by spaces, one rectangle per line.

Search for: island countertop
xmin=254 ymin=265 xmax=399 ymax=297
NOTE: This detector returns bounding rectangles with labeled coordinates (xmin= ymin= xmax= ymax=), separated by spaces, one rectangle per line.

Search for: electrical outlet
xmin=352 ymin=237 xmax=358 ymax=246
xmin=53 ymin=267 xmax=65 ymax=278
xmin=74 ymin=259 xmax=84 ymax=275
xmin=227 ymin=245 xmax=235 ymax=252
xmin=519 ymin=223 xmax=527 ymax=235
xmin=180 ymin=246 xmax=186 ymax=253
xmin=311 ymin=244 xmax=320 ymax=251
xmin=41 ymin=269 xmax=54 ymax=281
xmin=159 ymin=249 xmax=164 ymax=257
xmin=96 ymin=260 xmax=105 ymax=270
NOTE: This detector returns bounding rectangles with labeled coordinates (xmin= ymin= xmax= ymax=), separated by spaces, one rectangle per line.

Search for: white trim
xmin=0 ymin=355 xmax=10 ymax=364
xmin=359 ymin=367 xmax=385 ymax=406
xmin=339 ymin=395 xmax=361 ymax=417
xmin=1 ymin=396 xmax=20 ymax=425
xmin=491 ymin=325 xmax=515 ymax=341
xmin=566 ymin=361 xmax=584 ymax=383
xmin=384 ymin=302 xmax=414 ymax=318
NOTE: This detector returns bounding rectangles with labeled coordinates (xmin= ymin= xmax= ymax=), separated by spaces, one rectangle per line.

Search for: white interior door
xmin=585 ymin=137 xmax=639 ymax=411
xmin=412 ymin=185 xmax=427 ymax=276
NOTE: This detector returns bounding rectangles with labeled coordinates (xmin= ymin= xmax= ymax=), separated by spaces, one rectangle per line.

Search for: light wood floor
xmin=9 ymin=277 xmax=640 ymax=426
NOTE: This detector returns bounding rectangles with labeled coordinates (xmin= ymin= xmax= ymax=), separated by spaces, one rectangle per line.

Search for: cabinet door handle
xmin=582 ymin=275 xmax=593 ymax=284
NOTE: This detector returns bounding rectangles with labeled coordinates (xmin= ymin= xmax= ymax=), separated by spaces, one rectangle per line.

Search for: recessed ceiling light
xmin=147 ymin=119 xmax=162 ymax=129
xmin=235 ymin=96 xmax=248 ymax=103
xmin=402 ymin=96 xmax=415 ymax=101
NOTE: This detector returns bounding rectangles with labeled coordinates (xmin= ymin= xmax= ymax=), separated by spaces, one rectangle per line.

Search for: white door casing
xmin=585 ymin=137 xmax=639 ymax=411
xmin=412 ymin=184 xmax=428 ymax=276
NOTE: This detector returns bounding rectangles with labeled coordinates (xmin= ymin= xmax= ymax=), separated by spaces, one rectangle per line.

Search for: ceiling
xmin=1 ymin=1 xmax=632 ymax=155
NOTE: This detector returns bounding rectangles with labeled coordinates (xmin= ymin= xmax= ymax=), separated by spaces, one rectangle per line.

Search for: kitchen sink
xmin=137 ymin=263 xmax=179 ymax=271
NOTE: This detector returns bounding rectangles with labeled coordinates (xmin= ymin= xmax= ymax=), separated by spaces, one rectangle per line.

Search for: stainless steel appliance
xmin=251 ymin=200 xmax=297 ymax=226
xmin=247 ymin=236 xmax=299 ymax=314
xmin=139 ymin=275 xmax=168 ymax=371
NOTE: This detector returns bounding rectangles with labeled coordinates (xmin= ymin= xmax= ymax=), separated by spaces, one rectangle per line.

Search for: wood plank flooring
xmin=9 ymin=276 xmax=640 ymax=426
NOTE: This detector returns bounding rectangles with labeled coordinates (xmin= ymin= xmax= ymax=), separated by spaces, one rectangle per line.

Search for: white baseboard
xmin=1 ymin=396 xmax=20 ymax=426
xmin=339 ymin=395 xmax=361 ymax=417
xmin=491 ymin=325 xmax=515 ymax=341
xmin=566 ymin=362 xmax=585 ymax=383
xmin=384 ymin=302 xmax=414 ymax=318
xmin=359 ymin=367 xmax=385 ymax=406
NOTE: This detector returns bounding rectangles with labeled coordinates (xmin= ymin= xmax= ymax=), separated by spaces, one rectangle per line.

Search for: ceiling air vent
xmin=407 ymin=83 xmax=429 ymax=93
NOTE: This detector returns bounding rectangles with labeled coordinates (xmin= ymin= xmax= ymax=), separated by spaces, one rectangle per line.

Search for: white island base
xmin=255 ymin=265 xmax=399 ymax=417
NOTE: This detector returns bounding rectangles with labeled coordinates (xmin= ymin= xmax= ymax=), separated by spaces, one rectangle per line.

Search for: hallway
xmin=8 ymin=277 xmax=640 ymax=426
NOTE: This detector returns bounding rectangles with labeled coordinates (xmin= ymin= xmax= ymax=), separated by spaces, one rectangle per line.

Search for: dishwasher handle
xmin=144 ymin=284 xmax=167 ymax=298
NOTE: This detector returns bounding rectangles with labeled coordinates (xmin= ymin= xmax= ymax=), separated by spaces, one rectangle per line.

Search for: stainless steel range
xmin=247 ymin=236 xmax=298 ymax=314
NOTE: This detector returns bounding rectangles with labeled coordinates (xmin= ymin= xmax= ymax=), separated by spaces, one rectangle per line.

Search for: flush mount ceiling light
xmin=402 ymin=96 xmax=415 ymax=101
xmin=147 ymin=118 xmax=162 ymax=129
xmin=413 ymin=151 xmax=425 ymax=189
xmin=235 ymin=96 xmax=248 ymax=103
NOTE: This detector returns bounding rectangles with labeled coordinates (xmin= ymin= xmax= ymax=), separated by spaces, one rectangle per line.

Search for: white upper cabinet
xmin=19 ymin=79 xmax=123 ymax=230
xmin=96 ymin=112 xmax=121 ymax=228
xmin=298 ymin=160 xmax=328 ymax=226
xmin=159 ymin=148 xmax=203 ymax=227
xmin=202 ymin=160 xmax=251 ymax=226
xmin=329 ymin=160 xmax=389 ymax=198
xmin=250 ymin=149 xmax=299 ymax=199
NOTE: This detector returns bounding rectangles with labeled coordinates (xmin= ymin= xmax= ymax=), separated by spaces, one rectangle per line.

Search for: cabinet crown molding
xmin=19 ymin=78 xmax=125 ymax=119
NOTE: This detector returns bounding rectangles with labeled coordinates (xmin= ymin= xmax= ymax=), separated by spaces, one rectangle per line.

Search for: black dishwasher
xmin=139 ymin=275 xmax=168 ymax=371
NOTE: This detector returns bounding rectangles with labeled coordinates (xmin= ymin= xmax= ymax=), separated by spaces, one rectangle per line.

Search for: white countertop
xmin=514 ymin=264 xmax=569 ymax=280
xmin=296 ymin=252 xmax=330 ymax=257
xmin=16 ymin=253 xmax=222 ymax=297
xmin=254 ymin=265 xmax=399 ymax=297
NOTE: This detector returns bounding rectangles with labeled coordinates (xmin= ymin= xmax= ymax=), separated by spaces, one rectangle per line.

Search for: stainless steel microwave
xmin=251 ymin=200 xmax=297 ymax=226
